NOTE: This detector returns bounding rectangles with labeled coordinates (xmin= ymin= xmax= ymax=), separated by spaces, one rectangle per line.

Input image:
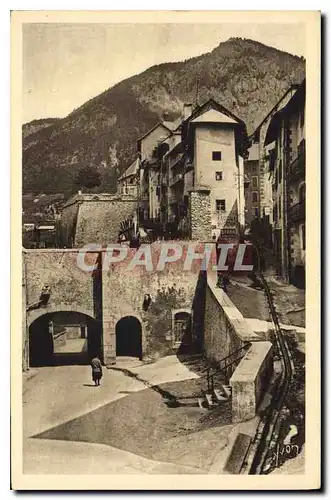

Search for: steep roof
xmin=137 ymin=120 xmax=176 ymax=144
xmin=191 ymin=108 xmax=239 ymax=125
xmin=162 ymin=120 xmax=177 ymax=131
xmin=186 ymin=98 xmax=245 ymax=127
xmin=181 ymin=98 xmax=249 ymax=157
xmin=250 ymin=82 xmax=302 ymax=141
xmin=264 ymin=79 xmax=305 ymax=146
xmin=118 ymin=158 xmax=140 ymax=181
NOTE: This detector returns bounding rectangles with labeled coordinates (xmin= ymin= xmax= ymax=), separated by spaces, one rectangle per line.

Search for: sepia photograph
xmin=11 ymin=9 xmax=320 ymax=490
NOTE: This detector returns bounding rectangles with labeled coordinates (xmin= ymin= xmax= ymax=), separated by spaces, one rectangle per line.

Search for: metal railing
xmin=204 ymin=343 xmax=251 ymax=393
xmin=288 ymin=151 xmax=305 ymax=179
xmin=246 ymin=265 xmax=294 ymax=474
xmin=169 ymin=172 xmax=184 ymax=187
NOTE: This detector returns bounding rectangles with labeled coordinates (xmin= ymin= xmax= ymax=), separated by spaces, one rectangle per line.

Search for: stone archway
xmin=28 ymin=310 xmax=100 ymax=367
xmin=115 ymin=316 xmax=142 ymax=359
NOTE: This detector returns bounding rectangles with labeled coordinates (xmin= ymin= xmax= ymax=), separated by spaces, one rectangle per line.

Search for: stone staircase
xmin=198 ymin=384 xmax=232 ymax=409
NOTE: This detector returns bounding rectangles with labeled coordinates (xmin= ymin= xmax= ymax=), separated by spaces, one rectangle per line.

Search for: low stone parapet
xmin=230 ymin=341 xmax=273 ymax=423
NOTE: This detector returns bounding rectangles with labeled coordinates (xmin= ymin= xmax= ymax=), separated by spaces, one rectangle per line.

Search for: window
xmin=253 ymin=207 xmax=259 ymax=218
xmin=215 ymin=171 xmax=223 ymax=181
xmin=251 ymin=164 xmax=258 ymax=174
xmin=252 ymin=192 xmax=258 ymax=203
xmin=279 ymin=195 xmax=282 ymax=219
xmin=252 ymin=176 xmax=258 ymax=188
xmin=212 ymin=151 xmax=222 ymax=161
xmin=216 ymin=199 xmax=226 ymax=212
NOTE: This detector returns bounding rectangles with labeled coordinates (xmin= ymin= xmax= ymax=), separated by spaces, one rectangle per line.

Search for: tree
xmin=75 ymin=165 xmax=101 ymax=191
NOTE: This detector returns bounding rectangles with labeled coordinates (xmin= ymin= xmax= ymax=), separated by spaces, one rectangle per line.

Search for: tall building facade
xmin=181 ymin=101 xmax=247 ymax=241
xmin=247 ymin=85 xmax=299 ymax=229
xmin=264 ymin=80 xmax=305 ymax=286
xmin=244 ymin=142 xmax=260 ymax=227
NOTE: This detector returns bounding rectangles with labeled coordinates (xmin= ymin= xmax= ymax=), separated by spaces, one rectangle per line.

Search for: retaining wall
xmin=203 ymin=275 xmax=259 ymax=365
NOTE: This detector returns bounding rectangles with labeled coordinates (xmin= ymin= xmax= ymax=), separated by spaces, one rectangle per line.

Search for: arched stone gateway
xmin=115 ymin=316 xmax=142 ymax=359
xmin=28 ymin=310 xmax=101 ymax=367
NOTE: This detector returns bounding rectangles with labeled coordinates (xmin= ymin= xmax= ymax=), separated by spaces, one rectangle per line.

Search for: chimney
xmin=183 ymin=103 xmax=192 ymax=120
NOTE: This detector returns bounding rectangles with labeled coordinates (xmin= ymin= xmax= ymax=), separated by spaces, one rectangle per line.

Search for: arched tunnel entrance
xmin=29 ymin=311 xmax=101 ymax=367
xmin=115 ymin=316 xmax=142 ymax=359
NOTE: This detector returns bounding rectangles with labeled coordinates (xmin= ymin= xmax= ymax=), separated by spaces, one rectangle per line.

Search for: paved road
xmin=24 ymin=439 xmax=202 ymax=475
xmin=23 ymin=356 xmax=202 ymax=474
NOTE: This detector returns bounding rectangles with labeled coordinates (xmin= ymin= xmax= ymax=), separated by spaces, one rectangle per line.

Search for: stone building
xmin=264 ymin=79 xmax=305 ymax=286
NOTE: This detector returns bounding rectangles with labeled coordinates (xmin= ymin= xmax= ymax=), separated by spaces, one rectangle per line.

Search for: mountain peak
xmin=23 ymin=38 xmax=305 ymax=195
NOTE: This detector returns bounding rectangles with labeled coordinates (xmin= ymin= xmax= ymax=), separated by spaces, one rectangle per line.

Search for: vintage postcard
xmin=11 ymin=10 xmax=321 ymax=490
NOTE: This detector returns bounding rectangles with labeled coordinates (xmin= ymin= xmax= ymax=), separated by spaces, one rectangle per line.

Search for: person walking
xmin=221 ymin=274 xmax=230 ymax=293
xmin=91 ymin=354 xmax=103 ymax=386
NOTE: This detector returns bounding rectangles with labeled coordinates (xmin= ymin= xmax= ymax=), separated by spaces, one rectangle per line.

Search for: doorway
xmin=29 ymin=311 xmax=100 ymax=366
xmin=115 ymin=316 xmax=142 ymax=359
xmin=173 ymin=311 xmax=192 ymax=353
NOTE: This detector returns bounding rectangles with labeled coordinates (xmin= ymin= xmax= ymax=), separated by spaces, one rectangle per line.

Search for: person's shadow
xmin=82 ymin=383 xmax=97 ymax=387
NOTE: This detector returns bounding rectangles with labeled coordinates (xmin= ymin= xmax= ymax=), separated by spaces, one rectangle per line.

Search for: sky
xmin=23 ymin=22 xmax=305 ymax=124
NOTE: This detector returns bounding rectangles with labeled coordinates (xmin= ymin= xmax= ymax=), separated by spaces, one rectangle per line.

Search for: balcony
xmin=144 ymin=156 xmax=160 ymax=169
xmin=169 ymin=153 xmax=184 ymax=170
xmin=288 ymin=151 xmax=305 ymax=180
xmin=168 ymin=192 xmax=182 ymax=205
xmin=120 ymin=186 xmax=138 ymax=197
xmin=169 ymin=172 xmax=184 ymax=187
xmin=289 ymin=201 xmax=305 ymax=222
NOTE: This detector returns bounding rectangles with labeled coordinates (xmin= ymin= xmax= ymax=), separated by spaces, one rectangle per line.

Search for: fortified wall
xmin=60 ymin=193 xmax=138 ymax=247
xmin=23 ymin=243 xmax=208 ymax=366
xmin=23 ymin=242 xmax=274 ymax=423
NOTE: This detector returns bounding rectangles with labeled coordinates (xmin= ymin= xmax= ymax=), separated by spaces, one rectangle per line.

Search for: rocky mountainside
xmin=22 ymin=37 xmax=305 ymax=195
xmin=22 ymin=118 xmax=61 ymax=142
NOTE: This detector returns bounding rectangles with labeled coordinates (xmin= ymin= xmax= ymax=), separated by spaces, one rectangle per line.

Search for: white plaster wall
xmin=194 ymin=125 xmax=239 ymax=232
